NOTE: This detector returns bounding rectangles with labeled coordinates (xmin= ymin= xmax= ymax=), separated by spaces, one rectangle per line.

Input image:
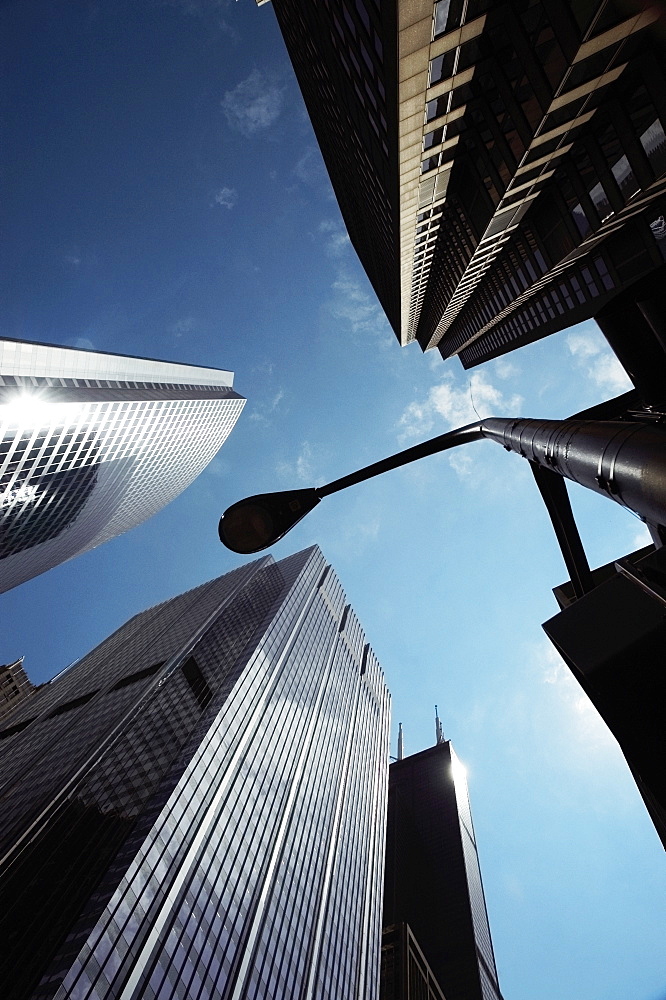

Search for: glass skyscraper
xmin=0 ymin=545 xmax=391 ymax=1000
xmin=383 ymin=736 xmax=502 ymax=1000
xmin=0 ymin=338 xmax=244 ymax=592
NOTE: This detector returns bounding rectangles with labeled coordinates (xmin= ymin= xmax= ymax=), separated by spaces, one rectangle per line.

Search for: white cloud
xmin=70 ymin=337 xmax=95 ymax=350
xmin=447 ymin=450 xmax=475 ymax=479
xmin=631 ymin=522 xmax=653 ymax=549
xmin=64 ymin=254 xmax=81 ymax=267
xmin=537 ymin=639 xmax=616 ymax=751
xmin=317 ymin=220 xmax=393 ymax=349
xmin=329 ymin=271 xmax=394 ymax=348
xmin=319 ymin=219 xmax=351 ymax=258
xmin=221 ymin=70 xmax=284 ymax=136
xmin=213 ymin=186 xmax=238 ymax=209
xmin=204 ymin=456 xmax=231 ymax=479
xmin=567 ymin=331 xmax=600 ymax=361
xmin=293 ymin=147 xmax=333 ymax=197
xmin=566 ymin=329 xmax=631 ymax=394
xmin=159 ymin=0 xmax=239 ymax=41
xmin=397 ymin=371 xmax=523 ymax=441
xmin=248 ymin=387 xmax=285 ymax=424
xmin=277 ymin=441 xmax=316 ymax=484
xmin=170 ymin=317 xmax=195 ymax=337
xmin=427 ymin=349 xmax=444 ymax=372
xmin=494 ymin=358 xmax=520 ymax=380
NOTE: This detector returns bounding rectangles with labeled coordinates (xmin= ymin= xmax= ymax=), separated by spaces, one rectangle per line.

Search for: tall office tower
xmin=0 ymin=546 xmax=391 ymax=1000
xmin=0 ymin=657 xmax=35 ymax=723
xmin=0 ymin=338 xmax=244 ymax=592
xmin=262 ymin=0 xmax=666 ymax=367
xmin=383 ymin=731 xmax=502 ymax=1000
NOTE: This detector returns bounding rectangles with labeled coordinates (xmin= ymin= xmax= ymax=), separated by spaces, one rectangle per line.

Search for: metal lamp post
xmin=219 ymin=415 xmax=666 ymax=578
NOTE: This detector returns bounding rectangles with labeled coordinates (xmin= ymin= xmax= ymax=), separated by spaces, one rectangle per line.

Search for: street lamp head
xmin=218 ymin=488 xmax=321 ymax=554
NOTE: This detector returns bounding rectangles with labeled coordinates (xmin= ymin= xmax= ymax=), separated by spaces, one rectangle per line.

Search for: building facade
xmin=0 ymin=338 xmax=244 ymax=592
xmin=0 ymin=546 xmax=391 ymax=1000
xmin=0 ymin=657 xmax=35 ymax=722
xmin=383 ymin=736 xmax=502 ymax=1000
xmin=263 ymin=0 xmax=666 ymax=367
xmin=380 ymin=923 xmax=447 ymax=1000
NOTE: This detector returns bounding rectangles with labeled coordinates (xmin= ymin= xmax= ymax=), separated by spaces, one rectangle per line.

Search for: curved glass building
xmin=0 ymin=339 xmax=245 ymax=592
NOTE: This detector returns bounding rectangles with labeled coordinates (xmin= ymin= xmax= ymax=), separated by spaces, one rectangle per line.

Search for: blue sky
xmin=1 ymin=2 xmax=665 ymax=998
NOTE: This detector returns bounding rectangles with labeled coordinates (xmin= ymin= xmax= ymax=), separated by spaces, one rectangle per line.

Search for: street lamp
xmin=220 ymin=415 xmax=666 ymax=578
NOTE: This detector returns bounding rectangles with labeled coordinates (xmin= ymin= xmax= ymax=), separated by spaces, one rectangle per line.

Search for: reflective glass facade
xmin=265 ymin=0 xmax=666 ymax=366
xmin=0 ymin=657 xmax=35 ymax=722
xmin=380 ymin=924 xmax=447 ymax=1000
xmin=0 ymin=338 xmax=244 ymax=592
xmin=383 ymin=742 xmax=502 ymax=1000
xmin=0 ymin=546 xmax=391 ymax=1000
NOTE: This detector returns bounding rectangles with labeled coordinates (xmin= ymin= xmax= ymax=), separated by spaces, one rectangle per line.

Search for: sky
xmin=1 ymin=2 xmax=665 ymax=998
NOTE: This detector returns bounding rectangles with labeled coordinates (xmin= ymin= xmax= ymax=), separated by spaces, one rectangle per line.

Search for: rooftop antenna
xmin=435 ymin=705 xmax=444 ymax=745
xmin=397 ymin=722 xmax=404 ymax=760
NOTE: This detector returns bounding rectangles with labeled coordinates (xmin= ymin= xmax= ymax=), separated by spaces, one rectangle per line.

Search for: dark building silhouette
xmin=261 ymin=0 xmax=666 ymax=367
xmin=0 ymin=546 xmax=390 ymax=1000
xmin=544 ymin=539 xmax=666 ymax=850
xmin=383 ymin=728 xmax=502 ymax=1000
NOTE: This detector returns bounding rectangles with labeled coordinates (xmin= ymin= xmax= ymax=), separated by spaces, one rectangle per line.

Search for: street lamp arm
xmin=219 ymin=415 xmax=666 ymax=555
xmin=316 ymin=421 xmax=485 ymax=498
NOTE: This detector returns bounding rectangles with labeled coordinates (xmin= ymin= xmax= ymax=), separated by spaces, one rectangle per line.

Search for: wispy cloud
xmin=170 ymin=316 xmax=196 ymax=338
xmin=319 ymin=219 xmax=351 ymax=258
xmin=277 ymin=441 xmax=316 ymax=484
xmin=221 ymin=70 xmax=284 ymax=137
xmin=493 ymin=357 xmax=520 ymax=380
xmin=397 ymin=371 xmax=524 ymax=442
xmin=249 ymin=388 xmax=285 ymax=425
xmin=537 ymin=639 xmax=616 ymax=752
xmin=293 ymin=147 xmax=333 ymax=198
xmin=566 ymin=329 xmax=631 ymax=395
xmin=213 ymin=186 xmax=238 ymax=210
xmin=329 ymin=272 xmax=394 ymax=347
xmin=68 ymin=337 xmax=95 ymax=350
xmin=252 ymin=359 xmax=275 ymax=377
xmin=204 ymin=455 xmax=231 ymax=479
xmin=64 ymin=254 xmax=81 ymax=267
xmin=158 ymin=0 xmax=239 ymax=41
xmin=317 ymin=219 xmax=394 ymax=349
xmin=631 ymin=522 xmax=652 ymax=549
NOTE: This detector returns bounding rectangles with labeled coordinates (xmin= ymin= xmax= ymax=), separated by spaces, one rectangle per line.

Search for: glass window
xmin=434 ymin=0 xmax=451 ymax=38
xmin=429 ymin=51 xmax=456 ymax=87
xmin=588 ymin=181 xmax=612 ymax=222
xmin=424 ymin=126 xmax=445 ymax=150
xmin=610 ymin=154 xmax=639 ymax=200
xmin=571 ymin=202 xmax=591 ymax=238
xmin=593 ymin=257 xmax=614 ymax=291
xmin=639 ymin=119 xmax=666 ymax=178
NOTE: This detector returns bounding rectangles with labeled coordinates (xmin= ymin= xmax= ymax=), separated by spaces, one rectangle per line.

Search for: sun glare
xmin=0 ymin=391 xmax=83 ymax=430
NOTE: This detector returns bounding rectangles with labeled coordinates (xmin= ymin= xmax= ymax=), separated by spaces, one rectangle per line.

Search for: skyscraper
xmin=383 ymin=727 xmax=502 ymax=1000
xmin=261 ymin=0 xmax=666 ymax=368
xmin=0 ymin=545 xmax=391 ymax=1000
xmin=0 ymin=657 xmax=35 ymax=722
xmin=0 ymin=338 xmax=244 ymax=592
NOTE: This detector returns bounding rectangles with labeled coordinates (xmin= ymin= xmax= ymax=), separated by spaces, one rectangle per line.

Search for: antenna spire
xmin=397 ymin=722 xmax=404 ymax=760
xmin=435 ymin=705 xmax=444 ymax=745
